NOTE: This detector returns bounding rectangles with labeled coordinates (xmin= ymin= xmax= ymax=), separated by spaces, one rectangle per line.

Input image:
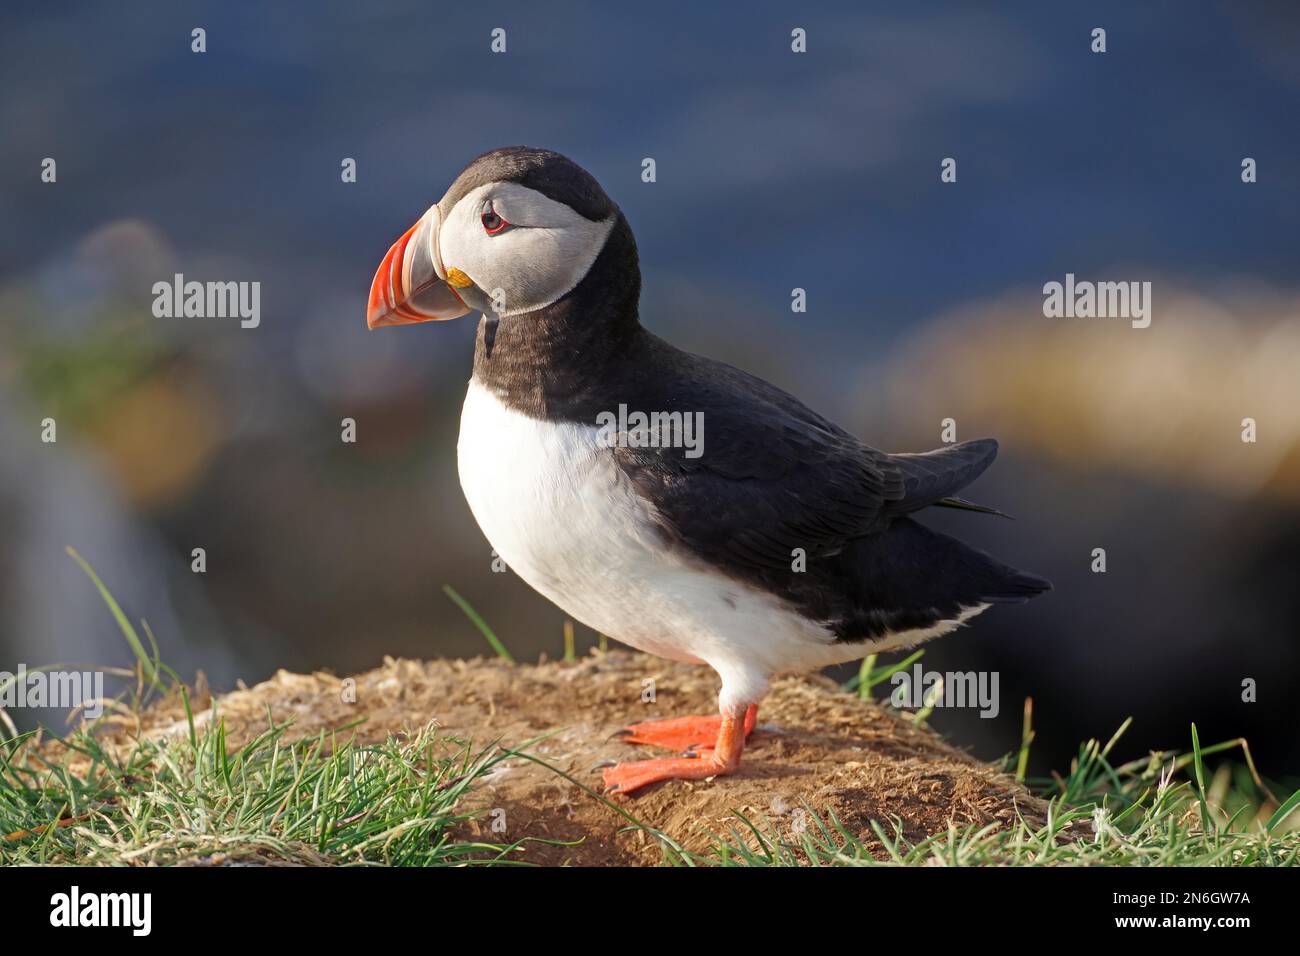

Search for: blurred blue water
xmin=4 ymin=2 xmax=1297 ymax=361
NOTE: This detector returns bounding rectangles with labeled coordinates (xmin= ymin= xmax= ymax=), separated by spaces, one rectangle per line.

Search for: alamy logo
xmin=890 ymin=664 xmax=1000 ymax=718
xmin=595 ymin=404 xmax=704 ymax=459
xmin=49 ymin=886 xmax=151 ymax=936
xmin=151 ymin=273 xmax=261 ymax=328
xmin=0 ymin=664 xmax=104 ymax=718
xmin=1042 ymin=273 xmax=1151 ymax=328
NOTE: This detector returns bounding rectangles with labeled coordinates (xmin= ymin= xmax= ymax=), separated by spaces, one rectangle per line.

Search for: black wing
xmin=611 ymin=339 xmax=998 ymax=576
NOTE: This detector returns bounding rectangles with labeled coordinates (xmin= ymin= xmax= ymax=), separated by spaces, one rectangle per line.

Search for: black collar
xmin=471 ymin=212 xmax=646 ymax=421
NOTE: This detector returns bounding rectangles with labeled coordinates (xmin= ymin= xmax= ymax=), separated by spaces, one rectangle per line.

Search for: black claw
xmin=592 ymin=759 xmax=617 ymax=771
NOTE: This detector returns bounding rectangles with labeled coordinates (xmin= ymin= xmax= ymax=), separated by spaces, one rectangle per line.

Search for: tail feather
xmin=834 ymin=517 xmax=1050 ymax=642
xmin=934 ymin=495 xmax=1013 ymax=519
xmin=887 ymin=438 xmax=1000 ymax=515
xmin=982 ymin=566 xmax=1053 ymax=604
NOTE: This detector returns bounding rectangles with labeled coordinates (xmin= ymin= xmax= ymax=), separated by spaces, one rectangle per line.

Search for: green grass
xmin=443 ymin=585 xmax=515 ymax=663
xmin=658 ymin=721 xmax=1300 ymax=867
xmin=5 ymin=697 xmax=1295 ymax=866
xmin=1 ymin=554 xmax=534 ymax=865
xmin=2 ymin=551 xmax=1297 ymax=866
xmin=1 ymin=712 xmax=532 ymax=865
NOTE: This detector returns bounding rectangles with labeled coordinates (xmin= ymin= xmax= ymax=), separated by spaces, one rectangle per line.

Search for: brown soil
xmin=74 ymin=650 xmax=1060 ymax=865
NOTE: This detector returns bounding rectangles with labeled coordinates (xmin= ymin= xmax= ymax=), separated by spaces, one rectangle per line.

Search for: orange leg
xmin=617 ymin=705 xmax=758 ymax=751
xmin=603 ymin=704 xmax=757 ymax=795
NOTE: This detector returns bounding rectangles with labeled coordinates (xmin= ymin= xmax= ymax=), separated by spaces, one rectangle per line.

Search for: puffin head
xmin=367 ymin=147 xmax=621 ymax=329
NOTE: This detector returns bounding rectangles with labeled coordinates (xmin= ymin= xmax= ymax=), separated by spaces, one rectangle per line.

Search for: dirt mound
xmin=91 ymin=650 xmax=1053 ymax=865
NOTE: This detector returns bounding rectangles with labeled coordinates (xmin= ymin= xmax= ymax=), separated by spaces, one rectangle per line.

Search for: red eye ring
xmin=481 ymin=206 xmax=509 ymax=235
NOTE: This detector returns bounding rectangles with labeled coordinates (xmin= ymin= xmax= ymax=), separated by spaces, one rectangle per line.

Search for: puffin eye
xmin=480 ymin=202 xmax=508 ymax=235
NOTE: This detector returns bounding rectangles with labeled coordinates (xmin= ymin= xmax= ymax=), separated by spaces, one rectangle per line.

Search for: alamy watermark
xmin=891 ymin=664 xmax=1000 ymax=718
xmin=0 ymin=664 xmax=105 ymax=719
xmin=50 ymin=886 xmax=151 ymax=936
xmin=1042 ymin=273 xmax=1151 ymax=328
xmin=151 ymin=273 xmax=260 ymax=328
xmin=595 ymin=404 xmax=704 ymax=459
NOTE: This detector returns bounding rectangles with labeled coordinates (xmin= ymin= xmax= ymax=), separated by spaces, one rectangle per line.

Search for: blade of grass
xmin=442 ymin=585 xmax=514 ymax=663
xmin=842 ymin=649 xmax=925 ymax=696
xmin=913 ymin=674 xmax=944 ymax=726
xmin=563 ymin=620 xmax=576 ymax=662
xmin=856 ymin=654 xmax=877 ymax=700
xmin=1266 ymin=788 xmax=1300 ymax=834
xmin=1015 ymin=697 xmax=1034 ymax=784
xmin=1191 ymin=723 xmax=1211 ymax=832
xmin=66 ymin=547 xmax=158 ymax=685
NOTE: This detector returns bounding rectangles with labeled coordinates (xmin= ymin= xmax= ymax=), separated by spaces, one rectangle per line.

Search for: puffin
xmin=366 ymin=147 xmax=1051 ymax=795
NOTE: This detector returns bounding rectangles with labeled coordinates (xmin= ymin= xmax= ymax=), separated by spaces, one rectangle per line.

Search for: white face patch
xmin=437 ymin=181 xmax=616 ymax=316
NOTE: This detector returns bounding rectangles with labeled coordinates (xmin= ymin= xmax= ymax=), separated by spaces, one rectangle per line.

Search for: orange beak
xmin=366 ymin=205 xmax=472 ymax=329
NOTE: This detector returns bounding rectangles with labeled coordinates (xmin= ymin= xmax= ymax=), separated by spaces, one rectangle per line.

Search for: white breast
xmin=457 ymin=377 xmax=665 ymax=632
xmin=455 ymin=378 xmax=982 ymax=711
xmin=457 ymin=379 xmax=671 ymax=640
